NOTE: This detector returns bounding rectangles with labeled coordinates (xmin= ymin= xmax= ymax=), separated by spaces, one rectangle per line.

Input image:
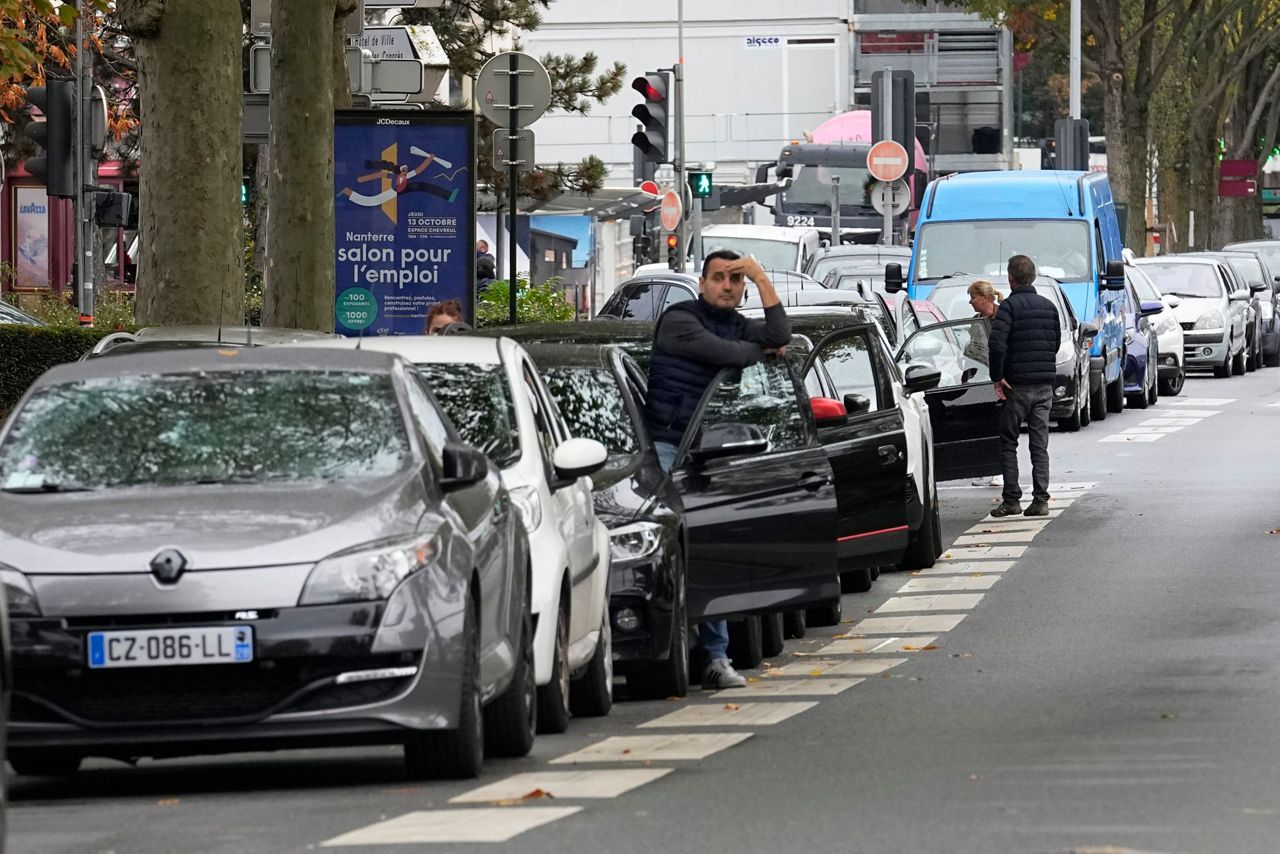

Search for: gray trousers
xmin=998 ymin=383 xmax=1052 ymax=504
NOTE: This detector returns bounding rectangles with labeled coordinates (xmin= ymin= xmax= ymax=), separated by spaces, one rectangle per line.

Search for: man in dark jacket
xmin=987 ymin=254 xmax=1059 ymax=518
xmin=644 ymin=248 xmax=789 ymax=689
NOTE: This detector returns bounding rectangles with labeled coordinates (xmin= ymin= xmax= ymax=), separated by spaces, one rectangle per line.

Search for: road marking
xmin=965 ymin=521 xmax=1051 ymax=536
xmin=875 ymin=594 xmax=984 ymax=613
xmin=980 ymin=508 xmax=1064 ymax=520
xmin=1267 ymin=401 xmax=1280 ymax=407
xmin=913 ymin=560 xmax=1015 ymax=575
xmin=1168 ymin=397 xmax=1234 ymax=406
xmin=712 ymin=678 xmax=861 ymax=698
xmin=939 ymin=545 xmax=1027 ymax=559
xmin=1150 ymin=408 xmax=1220 ymax=417
xmin=450 ymin=769 xmax=672 ymax=803
xmin=849 ymin=614 xmax=966 ymax=634
xmin=769 ymin=657 xmax=907 ymax=677
xmin=1100 ymin=433 xmax=1165 ymax=442
xmin=1140 ymin=417 xmax=1201 ymax=426
xmin=953 ymin=530 xmax=1040 ymax=544
xmin=320 ymin=807 xmax=584 ymax=846
xmin=550 ymin=733 xmax=753 ymax=764
xmin=899 ymin=576 xmax=1000 ymax=593
xmin=1121 ymin=426 xmax=1184 ymax=434
xmin=638 ymin=701 xmax=816 ymax=728
xmin=814 ymin=635 xmax=938 ymax=654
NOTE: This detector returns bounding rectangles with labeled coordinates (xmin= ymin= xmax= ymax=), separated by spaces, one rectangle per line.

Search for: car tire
xmin=1060 ymin=398 xmax=1082 ymax=431
xmin=760 ymin=611 xmax=786 ymax=658
xmin=569 ymin=613 xmax=613 ymax=718
xmin=1149 ymin=369 xmax=1159 ymax=405
xmin=807 ymin=590 xmax=843 ymax=627
xmin=1232 ymin=348 xmax=1246 ymax=375
xmin=1079 ymin=381 xmax=1092 ymax=426
xmin=629 ymin=587 xmax=690 ymax=700
xmin=1127 ymin=388 xmax=1149 ymax=410
xmin=1159 ymin=369 xmax=1185 ymax=395
xmin=1214 ymin=353 xmax=1231 ymax=378
xmin=840 ymin=566 xmax=873 ymax=593
xmin=1106 ymin=375 xmax=1125 ymax=413
xmin=536 ymin=596 xmax=572 ymax=734
xmin=901 ymin=490 xmax=941 ymax=570
xmin=7 ymin=749 xmax=81 ymax=777
xmin=1089 ymin=377 xmax=1107 ymax=421
xmin=871 ymin=564 xmax=882 ymax=581
xmin=784 ymin=609 xmax=807 ymax=639
xmin=727 ymin=615 xmax=763 ymax=669
xmin=405 ymin=602 xmax=483 ymax=780
xmin=1247 ymin=335 xmax=1259 ymax=372
xmin=1267 ymin=347 xmax=1280 ymax=368
xmin=484 ymin=611 xmax=537 ymax=758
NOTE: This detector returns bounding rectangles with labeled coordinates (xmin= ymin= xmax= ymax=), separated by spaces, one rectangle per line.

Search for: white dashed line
xmin=1140 ymin=417 xmax=1201 ymax=427
xmin=939 ymin=545 xmax=1028 ymax=559
xmin=712 ymin=678 xmax=861 ymax=698
xmin=450 ymin=769 xmax=673 ymax=803
xmin=899 ymin=576 xmax=1000 ymax=593
xmin=1100 ymin=433 xmax=1164 ymax=442
xmin=320 ymin=807 xmax=584 ymax=846
xmin=638 ymin=702 xmax=817 ymax=728
xmin=913 ymin=560 xmax=1015 ymax=575
xmin=1167 ymin=397 xmax=1234 ymax=406
xmin=769 ymin=657 xmax=907 ymax=677
xmin=953 ymin=530 xmax=1040 ymax=545
xmin=1151 ymin=409 xmax=1220 ymax=417
xmin=850 ymin=614 xmax=967 ymax=634
xmin=814 ymin=635 xmax=939 ymax=654
xmin=1121 ymin=426 xmax=1184 ymax=434
xmin=967 ymin=518 xmax=1052 ymax=532
xmin=550 ymin=733 xmax=753 ymax=764
xmin=875 ymin=594 xmax=984 ymax=613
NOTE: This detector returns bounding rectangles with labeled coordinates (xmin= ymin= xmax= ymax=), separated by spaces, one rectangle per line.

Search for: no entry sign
xmin=867 ymin=139 xmax=909 ymax=183
xmin=660 ymin=189 xmax=683 ymax=231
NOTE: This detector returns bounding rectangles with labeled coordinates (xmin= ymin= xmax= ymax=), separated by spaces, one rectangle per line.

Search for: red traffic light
xmin=666 ymin=235 xmax=679 ymax=248
xmin=632 ymin=73 xmax=668 ymax=102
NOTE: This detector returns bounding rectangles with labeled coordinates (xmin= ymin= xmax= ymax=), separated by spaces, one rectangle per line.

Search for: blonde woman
xmin=963 ymin=279 xmax=1001 ymax=364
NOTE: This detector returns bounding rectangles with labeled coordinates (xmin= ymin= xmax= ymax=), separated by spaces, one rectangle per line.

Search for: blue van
xmin=885 ymin=171 xmax=1129 ymax=419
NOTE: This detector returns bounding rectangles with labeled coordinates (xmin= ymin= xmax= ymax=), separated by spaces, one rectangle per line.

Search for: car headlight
xmin=509 ymin=486 xmax=543 ymax=534
xmin=299 ymin=534 xmax=439 ymax=605
xmin=609 ymin=521 xmax=663 ymax=562
xmin=1154 ymin=314 xmax=1179 ymax=335
xmin=1194 ymin=311 xmax=1225 ymax=330
xmin=0 ymin=566 xmax=41 ymax=617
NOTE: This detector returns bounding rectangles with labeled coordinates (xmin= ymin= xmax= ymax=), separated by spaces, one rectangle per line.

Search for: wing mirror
xmin=552 ymin=437 xmax=608 ymax=486
xmin=884 ymin=262 xmax=905 ymax=294
xmin=1163 ymin=294 xmax=1182 ymax=308
xmin=809 ymin=396 xmax=848 ymax=422
xmin=688 ymin=423 xmax=769 ymax=464
xmin=843 ymin=393 xmax=872 ymax=415
xmin=1250 ymin=282 xmax=1267 ymax=293
xmin=1138 ymin=300 xmax=1164 ymax=317
xmin=903 ymin=364 xmax=942 ymax=393
xmin=1102 ymin=260 xmax=1127 ymax=290
xmin=1078 ymin=321 xmax=1098 ymax=344
xmin=440 ymin=443 xmax=489 ymax=490
xmin=1230 ymin=290 xmax=1251 ymax=302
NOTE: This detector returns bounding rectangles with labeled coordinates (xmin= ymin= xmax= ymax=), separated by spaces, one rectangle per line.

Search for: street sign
xmin=660 ymin=189 xmax=683 ymax=231
xmin=688 ymin=170 xmax=713 ymax=198
xmin=476 ymin=52 xmax=552 ymax=128
xmin=639 ymin=179 xmax=660 ymax=196
xmin=1218 ymin=179 xmax=1257 ymax=198
xmin=251 ymin=44 xmax=423 ymax=97
xmin=492 ymin=128 xmax=535 ymax=172
xmin=867 ymin=140 xmax=909 ymax=182
xmin=870 ymin=179 xmax=911 ymax=216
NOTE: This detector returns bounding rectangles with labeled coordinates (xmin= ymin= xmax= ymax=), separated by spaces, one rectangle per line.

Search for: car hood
xmin=1172 ymin=297 xmax=1223 ymax=324
xmin=0 ymin=473 xmax=426 ymax=573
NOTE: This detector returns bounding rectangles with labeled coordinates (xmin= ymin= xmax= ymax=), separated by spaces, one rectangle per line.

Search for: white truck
xmin=699 ymin=224 xmax=823 ymax=273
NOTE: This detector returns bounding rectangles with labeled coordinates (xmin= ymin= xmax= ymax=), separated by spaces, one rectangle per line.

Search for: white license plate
xmin=87 ymin=626 xmax=254 ymax=669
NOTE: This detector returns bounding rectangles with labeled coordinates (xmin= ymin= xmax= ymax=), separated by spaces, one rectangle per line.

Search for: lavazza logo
xmin=18 ymin=202 xmax=46 ymax=215
xmin=376 ymin=117 xmax=410 ymax=126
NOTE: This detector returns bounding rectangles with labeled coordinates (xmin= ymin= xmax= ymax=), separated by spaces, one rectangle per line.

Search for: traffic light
xmin=23 ymin=80 xmax=75 ymax=198
xmin=666 ymin=233 xmax=680 ymax=270
xmin=631 ymin=71 xmax=670 ymax=164
xmin=688 ymin=170 xmax=713 ymax=199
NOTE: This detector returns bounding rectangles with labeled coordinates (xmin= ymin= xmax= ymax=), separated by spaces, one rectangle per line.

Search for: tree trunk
xmin=332 ymin=0 xmax=358 ymax=109
xmin=118 ymin=0 xmax=243 ymax=326
xmin=264 ymin=0 xmax=337 ymax=331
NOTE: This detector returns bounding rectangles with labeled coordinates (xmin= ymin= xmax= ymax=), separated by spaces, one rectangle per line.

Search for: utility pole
xmin=1069 ymin=0 xmax=1081 ymax=119
xmin=881 ymin=69 xmax=893 ymax=246
xmin=75 ymin=0 xmax=94 ymax=318
xmin=674 ymin=0 xmax=686 ymax=264
xmin=830 ymin=175 xmax=841 ymax=247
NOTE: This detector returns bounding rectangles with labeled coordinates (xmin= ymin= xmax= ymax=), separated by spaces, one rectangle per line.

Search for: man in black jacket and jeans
xmin=987 ymin=254 xmax=1060 ymax=518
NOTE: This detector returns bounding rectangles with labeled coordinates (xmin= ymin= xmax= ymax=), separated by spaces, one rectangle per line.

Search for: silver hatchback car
xmin=0 ymin=348 xmax=533 ymax=780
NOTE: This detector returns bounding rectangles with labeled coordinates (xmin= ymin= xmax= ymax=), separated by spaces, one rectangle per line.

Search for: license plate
xmin=87 ymin=626 xmax=254 ymax=669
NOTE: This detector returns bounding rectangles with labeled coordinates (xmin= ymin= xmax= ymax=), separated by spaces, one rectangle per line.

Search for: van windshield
xmin=701 ymin=236 xmax=798 ymax=271
xmin=916 ymin=220 xmax=1092 ymax=282
xmin=784 ymin=164 xmax=872 ymax=209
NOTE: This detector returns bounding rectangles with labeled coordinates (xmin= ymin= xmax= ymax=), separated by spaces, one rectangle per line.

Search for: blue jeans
xmin=654 ymin=441 xmax=730 ymax=662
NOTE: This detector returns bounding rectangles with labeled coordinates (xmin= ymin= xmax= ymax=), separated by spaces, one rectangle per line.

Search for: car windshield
xmin=929 ymin=283 xmax=1067 ymax=330
xmin=701 ymin=236 xmax=798 ymax=271
xmin=1128 ymin=268 xmax=1162 ymax=302
xmin=830 ymin=271 xmax=887 ymax=299
xmin=915 ymin=220 xmax=1092 ymax=281
xmin=783 ymin=163 xmax=872 ymax=209
xmin=1223 ymin=256 xmax=1264 ymax=285
xmin=540 ymin=366 xmax=638 ymax=457
xmin=1137 ymin=263 xmax=1224 ymax=299
xmin=809 ymin=255 xmax=889 ymax=282
xmin=1226 ymin=243 xmax=1280 ymax=275
xmin=415 ymin=362 xmax=520 ymax=468
xmin=0 ymin=371 xmax=408 ymax=491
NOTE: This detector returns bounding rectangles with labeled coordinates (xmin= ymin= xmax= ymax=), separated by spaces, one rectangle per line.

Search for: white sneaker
xmin=702 ymin=658 xmax=747 ymax=690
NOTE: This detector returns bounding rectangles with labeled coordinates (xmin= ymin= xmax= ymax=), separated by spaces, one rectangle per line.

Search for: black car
xmin=525 ymin=344 xmax=689 ymax=699
xmin=596 ymin=274 xmax=698 ymax=321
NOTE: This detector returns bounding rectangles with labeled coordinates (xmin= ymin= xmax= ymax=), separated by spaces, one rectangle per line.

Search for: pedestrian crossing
xmin=1100 ymin=397 xmax=1234 ymax=442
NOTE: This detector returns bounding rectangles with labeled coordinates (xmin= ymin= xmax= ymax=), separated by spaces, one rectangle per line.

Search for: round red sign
xmin=867 ymin=140 xmax=909 ymax=183
xmin=660 ymin=190 xmax=683 ymax=231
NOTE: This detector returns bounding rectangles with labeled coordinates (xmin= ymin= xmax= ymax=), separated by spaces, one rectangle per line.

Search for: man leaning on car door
xmin=643 ymin=249 xmax=791 ymax=691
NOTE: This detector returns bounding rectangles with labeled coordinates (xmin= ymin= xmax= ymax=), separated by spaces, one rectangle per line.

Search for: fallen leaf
xmin=747 ymin=676 xmax=760 ymax=683
xmin=157 ymin=798 xmax=180 ymax=806
xmin=723 ymin=703 xmax=741 ymax=711
xmin=665 ymin=695 xmax=687 ymax=702
xmin=1161 ymin=712 xmax=1177 ymax=720
xmin=621 ymin=748 xmax=632 ymax=755
xmin=902 ymin=644 xmax=940 ymax=651
xmin=521 ymin=788 xmax=554 ymax=800
xmin=809 ymin=669 xmax=826 ymax=677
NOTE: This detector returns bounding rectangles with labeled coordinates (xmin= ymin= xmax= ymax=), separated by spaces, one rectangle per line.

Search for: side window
xmin=814 ymin=331 xmax=882 ymax=413
xmin=696 ymin=359 xmax=806 ymax=453
xmin=662 ymin=284 xmax=695 ymax=311
xmin=403 ymin=376 xmax=450 ymax=467
xmin=1094 ymin=223 xmax=1105 ymax=273
xmin=613 ymin=281 xmax=665 ymax=320
xmin=900 ymin=303 xmax=919 ymax=340
xmin=522 ymin=363 xmax=561 ymax=468
xmin=899 ymin=319 xmax=991 ymax=388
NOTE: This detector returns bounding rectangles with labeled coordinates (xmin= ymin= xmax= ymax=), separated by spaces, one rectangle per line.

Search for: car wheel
xmin=483 ymin=611 xmax=537 ymax=758
xmin=807 ymin=589 xmax=843 ymax=627
xmin=1247 ymin=336 xmax=1259 ymax=372
xmin=1148 ymin=367 xmax=1159 ymax=405
xmin=1060 ymin=398 xmax=1082 ymax=431
xmin=870 ymin=564 xmax=882 ymax=581
xmin=569 ymin=613 xmax=613 ymax=718
xmin=629 ymin=587 xmax=690 ymax=700
xmin=1214 ymin=352 xmax=1231 ymax=378
xmin=727 ymin=615 xmax=763 ymax=669
xmin=901 ymin=489 xmax=940 ymax=570
xmin=784 ymin=609 xmax=808 ymax=639
xmin=405 ymin=603 xmax=483 ymax=780
xmin=1089 ymin=377 xmax=1107 ymax=421
xmin=1106 ymin=375 xmax=1125 ymax=413
xmin=7 ymin=749 xmax=81 ymax=777
xmin=1159 ymin=370 xmax=1185 ymax=395
xmin=536 ymin=596 xmax=572 ymax=734
xmin=1232 ymin=347 xmax=1246 ymax=375
xmin=1079 ymin=378 xmax=1092 ymax=426
xmin=760 ymin=611 xmax=786 ymax=658
xmin=1127 ymin=386 xmax=1149 ymax=410
xmin=840 ymin=566 xmax=873 ymax=593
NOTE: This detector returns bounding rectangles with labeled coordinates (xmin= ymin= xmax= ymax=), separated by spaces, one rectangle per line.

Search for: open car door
xmin=896 ymin=318 xmax=1001 ymax=480
xmin=672 ymin=357 xmax=840 ymax=622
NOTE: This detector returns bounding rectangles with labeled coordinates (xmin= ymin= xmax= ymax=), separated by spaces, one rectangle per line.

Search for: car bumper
xmin=1182 ymin=331 xmax=1229 ymax=368
xmin=1050 ymin=369 xmax=1079 ymax=418
xmin=607 ymin=541 xmax=680 ymax=671
xmin=1123 ymin=350 xmax=1148 ymax=394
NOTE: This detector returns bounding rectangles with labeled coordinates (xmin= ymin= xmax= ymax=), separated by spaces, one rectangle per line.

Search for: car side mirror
xmin=809 ymin=396 xmax=847 ymax=422
xmin=1249 ymin=282 xmax=1267 ymax=293
xmin=440 ymin=443 xmax=488 ymax=490
xmin=1230 ymin=290 xmax=1251 ymax=302
xmin=1163 ymin=294 xmax=1182 ymax=308
xmin=884 ymin=263 xmax=904 ymax=294
xmin=776 ymin=163 xmax=794 ymax=179
xmin=754 ymin=161 xmax=776 ymax=183
xmin=1078 ymin=321 xmax=1098 ymax=342
xmin=552 ymin=437 xmax=607 ymax=486
xmin=1139 ymin=300 xmax=1164 ymax=317
xmin=1103 ymin=260 xmax=1126 ymax=290
xmin=843 ymin=393 xmax=872 ymax=415
xmin=688 ymin=423 xmax=768 ymax=464
xmin=903 ymin=364 xmax=942 ymax=393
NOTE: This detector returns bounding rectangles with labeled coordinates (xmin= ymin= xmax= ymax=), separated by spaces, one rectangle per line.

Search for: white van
xmin=700 ymin=224 xmax=822 ymax=273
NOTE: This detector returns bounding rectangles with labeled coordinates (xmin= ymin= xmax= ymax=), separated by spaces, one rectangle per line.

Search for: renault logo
xmin=150 ymin=548 xmax=188 ymax=584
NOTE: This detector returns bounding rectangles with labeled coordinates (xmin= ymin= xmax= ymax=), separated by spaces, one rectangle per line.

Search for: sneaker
xmin=702 ymin=658 xmax=747 ymax=690
xmin=1023 ymin=499 xmax=1049 ymax=517
xmin=990 ymin=500 xmax=1022 ymax=518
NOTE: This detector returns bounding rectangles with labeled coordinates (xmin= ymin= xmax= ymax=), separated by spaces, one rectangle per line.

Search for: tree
xmin=117 ymin=0 xmax=242 ymax=325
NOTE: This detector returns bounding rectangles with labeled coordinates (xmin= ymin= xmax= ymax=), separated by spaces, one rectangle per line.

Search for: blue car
xmin=1121 ymin=272 xmax=1164 ymax=408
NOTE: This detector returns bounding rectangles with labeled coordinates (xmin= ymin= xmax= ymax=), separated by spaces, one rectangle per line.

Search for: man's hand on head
xmin=724 ymin=256 xmax=768 ymax=285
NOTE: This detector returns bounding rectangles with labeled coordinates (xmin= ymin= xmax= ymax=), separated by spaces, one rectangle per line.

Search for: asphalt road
xmin=12 ymin=369 xmax=1280 ymax=854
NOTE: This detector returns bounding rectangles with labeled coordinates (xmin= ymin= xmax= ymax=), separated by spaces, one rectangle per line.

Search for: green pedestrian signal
xmin=689 ymin=171 xmax=713 ymax=199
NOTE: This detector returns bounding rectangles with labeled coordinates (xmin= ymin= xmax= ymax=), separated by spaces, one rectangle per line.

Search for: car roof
xmin=701 ymin=224 xmax=814 ymax=241
xmin=1134 ymin=256 xmax=1221 ymax=266
xmin=523 ymin=343 xmax=620 ymax=370
xmin=623 ymin=272 xmax=700 ymax=287
xmin=491 ymin=320 xmax=654 ymax=344
xmin=276 ymin=334 xmax=505 ymax=365
xmin=813 ymin=245 xmax=911 ymax=260
xmin=135 ymin=325 xmax=341 ymax=345
xmin=88 ymin=339 xmax=252 ymax=358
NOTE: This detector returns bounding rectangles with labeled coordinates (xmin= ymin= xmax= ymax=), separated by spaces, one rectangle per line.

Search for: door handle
xmin=796 ymin=472 xmax=829 ymax=491
xmin=878 ymin=445 xmax=902 ymax=465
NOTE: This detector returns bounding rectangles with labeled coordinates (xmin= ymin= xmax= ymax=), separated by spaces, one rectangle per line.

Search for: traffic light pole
xmin=881 ymin=69 xmax=893 ymax=246
xmin=74 ymin=0 xmax=93 ymax=318
xmin=673 ymin=0 xmax=686 ymax=266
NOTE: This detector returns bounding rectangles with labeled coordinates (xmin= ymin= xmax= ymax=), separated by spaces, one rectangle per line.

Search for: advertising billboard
xmin=13 ymin=186 xmax=51 ymax=288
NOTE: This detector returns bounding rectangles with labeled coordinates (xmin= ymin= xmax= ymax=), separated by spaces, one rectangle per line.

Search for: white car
xmin=1126 ymin=261 xmax=1186 ymax=396
xmin=283 ymin=336 xmax=613 ymax=733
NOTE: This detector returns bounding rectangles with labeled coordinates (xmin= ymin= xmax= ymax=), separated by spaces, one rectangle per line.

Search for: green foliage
xmin=0 ymin=325 xmax=117 ymax=421
xmin=13 ymin=292 xmax=82 ymax=328
xmin=92 ymin=287 xmax=136 ymax=330
xmin=476 ymin=276 xmax=575 ymax=327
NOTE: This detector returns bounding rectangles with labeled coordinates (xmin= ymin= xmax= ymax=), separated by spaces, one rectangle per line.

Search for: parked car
xmin=0 ymin=301 xmax=43 ymax=327
xmin=700 ymin=223 xmax=822 ymax=272
xmin=1135 ymin=256 xmax=1253 ymax=377
xmin=1126 ymin=262 xmax=1185 ymax=396
xmin=283 ymin=336 xmax=613 ymax=734
xmin=86 ymin=326 xmax=341 ymax=359
xmin=0 ymin=348 xmax=534 ymax=780
xmin=1222 ymin=239 xmax=1280 ymax=288
xmin=596 ymin=273 xmax=698 ymax=321
xmin=1193 ymin=250 xmax=1277 ymax=369
xmin=804 ymin=245 xmax=912 ymax=284
xmin=1121 ymin=271 xmax=1164 ymax=408
xmin=926 ymin=276 xmax=1096 ymax=430
xmin=524 ymin=343 xmax=689 ymax=699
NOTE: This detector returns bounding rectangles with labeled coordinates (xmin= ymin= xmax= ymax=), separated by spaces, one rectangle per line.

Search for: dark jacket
xmin=644 ymin=298 xmax=790 ymax=445
xmin=987 ymin=286 xmax=1059 ymax=385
